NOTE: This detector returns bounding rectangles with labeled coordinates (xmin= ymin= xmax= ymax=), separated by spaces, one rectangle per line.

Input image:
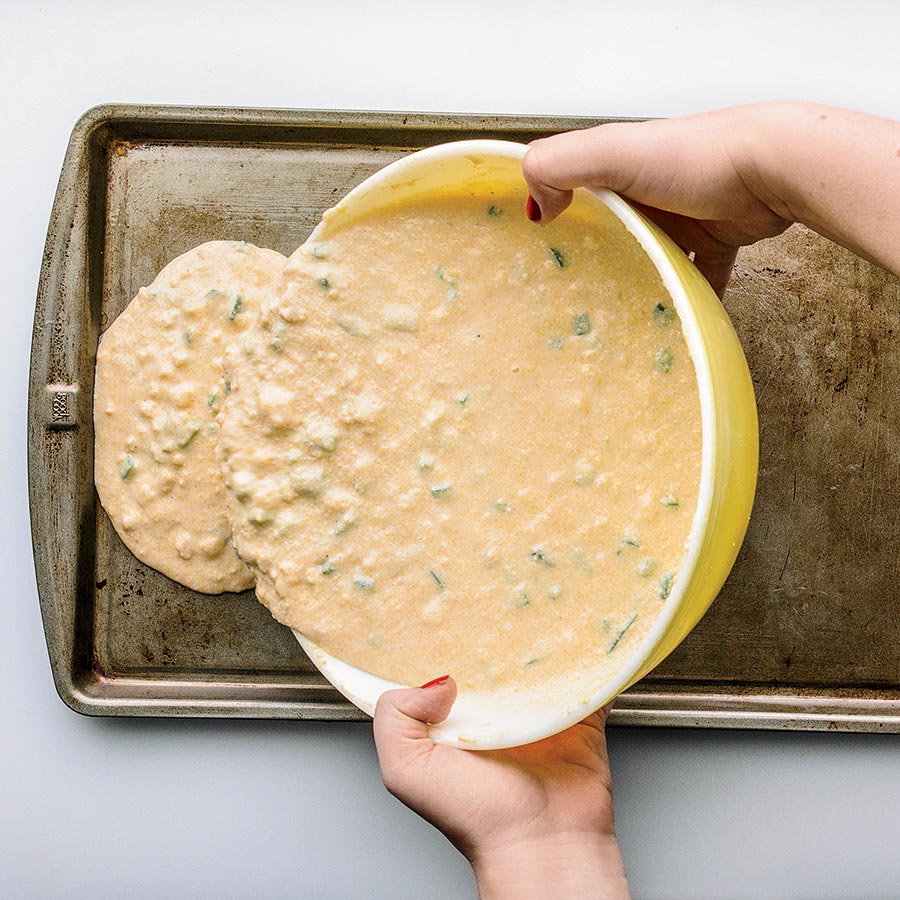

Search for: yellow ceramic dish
xmin=293 ymin=140 xmax=758 ymax=749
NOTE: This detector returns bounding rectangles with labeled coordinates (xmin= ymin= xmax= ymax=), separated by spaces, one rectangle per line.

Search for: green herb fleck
xmin=120 ymin=455 xmax=136 ymax=480
xmin=493 ymin=499 xmax=512 ymax=513
xmin=457 ymin=393 xmax=469 ymax=407
xmin=269 ymin=326 xmax=285 ymax=352
xmin=573 ymin=312 xmax=591 ymax=336
xmin=320 ymin=558 xmax=336 ymax=576
xmin=573 ymin=460 xmax=597 ymax=485
xmin=524 ymin=656 xmax=542 ymax=667
xmin=353 ymin=574 xmax=375 ymax=592
xmin=429 ymin=569 xmax=446 ymax=590
xmin=318 ymin=276 xmax=331 ymax=289
xmin=654 ymin=347 xmax=674 ymax=373
xmin=659 ymin=572 xmax=675 ymax=600
xmin=337 ymin=315 xmax=369 ymax=336
xmin=660 ymin=494 xmax=680 ymax=509
xmin=548 ymin=246 xmax=566 ymax=268
xmin=530 ymin=547 xmax=555 ymax=568
xmin=514 ymin=592 xmax=532 ymax=609
xmin=548 ymin=336 xmax=564 ymax=350
xmin=608 ymin=613 xmax=638 ymax=653
xmin=487 ymin=205 xmax=503 ymax=217
xmin=228 ymin=295 xmax=244 ymax=321
xmin=334 ymin=511 xmax=356 ymax=535
xmin=183 ymin=329 xmax=193 ymax=345
xmin=223 ymin=377 xmax=232 ymax=396
xmin=654 ymin=302 xmax=675 ymax=326
xmin=176 ymin=424 xmax=200 ymax=448
xmin=207 ymin=393 xmax=218 ymax=407
xmin=205 ymin=288 xmax=226 ymax=300
xmin=430 ymin=482 xmax=453 ymax=498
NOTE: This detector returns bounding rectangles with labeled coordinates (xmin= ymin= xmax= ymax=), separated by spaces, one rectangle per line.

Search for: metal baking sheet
xmin=29 ymin=104 xmax=900 ymax=730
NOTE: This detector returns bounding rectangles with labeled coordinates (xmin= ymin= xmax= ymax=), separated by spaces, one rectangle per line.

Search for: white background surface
xmin=4 ymin=2 xmax=900 ymax=898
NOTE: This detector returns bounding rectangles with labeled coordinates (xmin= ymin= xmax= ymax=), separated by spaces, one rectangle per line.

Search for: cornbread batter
xmin=218 ymin=194 xmax=702 ymax=691
xmin=94 ymin=241 xmax=286 ymax=593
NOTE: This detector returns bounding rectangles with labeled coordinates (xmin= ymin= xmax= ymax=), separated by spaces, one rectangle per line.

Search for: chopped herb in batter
xmin=334 ymin=511 xmax=356 ymax=535
xmin=176 ymin=423 xmax=200 ymax=448
xmin=548 ymin=246 xmax=566 ymax=268
xmin=353 ymin=574 xmax=375 ymax=592
xmin=616 ymin=537 xmax=640 ymax=558
xmin=573 ymin=460 xmax=597 ymax=485
xmin=430 ymin=481 xmax=452 ymax=498
xmin=654 ymin=347 xmax=674 ymax=373
xmin=530 ymin=547 xmax=555 ymax=567
xmin=320 ymin=558 xmax=336 ymax=576
xmin=429 ymin=569 xmax=446 ymax=590
xmin=548 ymin=336 xmax=564 ymax=350
xmin=318 ymin=276 xmax=331 ymax=289
xmin=608 ymin=613 xmax=638 ymax=653
xmin=120 ymin=455 xmax=136 ymax=480
xmin=337 ymin=315 xmax=370 ymax=336
xmin=487 ymin=205 xmax=503 ymax=217
xmin=514 ymin=591 xmax=532 ymax=609
xmin=207 ymin=393 xmax=217 ymax=407
xmin=660 ymin=493 xmax=680 ymax=508
xmin=659 ymin=572 xmax=675 ymax=599
xmin=493 ymin=499 xmax=512 ymax=512
xmin=457 ymin=393 xmax=469 ymax=407
xmin=183 ymin=329 xmax=193 ymax=345
xmin=524 ymin=656 xmax=542 ymax=667
xmin=654 ymin=302 xmax=675 ymax=326
xmin=573 ymin=312 xmax=592 ymax=336
xmin=205 ymin=288 xmax=225 ymax=301
xmin=228 ymin=295 xmax=244 ymax=321
xmin=269 ymin=325 xmax=285 ymax=352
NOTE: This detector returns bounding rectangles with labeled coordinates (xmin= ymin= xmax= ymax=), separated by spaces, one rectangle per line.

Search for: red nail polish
xmin=419 ymin=675 xmax=450 ymax=689
xmin=526 ymin=194 xmax=541 ymax=222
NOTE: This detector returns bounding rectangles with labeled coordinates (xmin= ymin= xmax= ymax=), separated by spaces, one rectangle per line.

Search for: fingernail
xmin=526 ymin=194 xmax=541 ymax=222
xmin=419 ymin=675 xmax=450 ymax=689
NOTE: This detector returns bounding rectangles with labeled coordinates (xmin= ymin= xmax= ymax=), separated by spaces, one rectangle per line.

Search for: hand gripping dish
xmin=234 ymin=141 xmax=757 ymax=749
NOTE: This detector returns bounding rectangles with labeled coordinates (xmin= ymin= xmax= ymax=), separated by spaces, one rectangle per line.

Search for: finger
xmin=373 ymin=677 xmax=458 ymax=787
xmin=629 ymin=203 xmax=738 ymax=297
xmin=692 ymin=247 xmax=738 ymax=299
xmin=523 ymin=121 xmax=662 ymax=223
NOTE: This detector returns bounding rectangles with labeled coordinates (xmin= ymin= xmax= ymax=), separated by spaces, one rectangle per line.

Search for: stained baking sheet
xmin=29 ymin=105 xmax=900 ymax=729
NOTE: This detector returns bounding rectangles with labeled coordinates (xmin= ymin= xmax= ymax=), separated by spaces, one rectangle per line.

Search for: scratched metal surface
xmin=29 ymin=105 xmax=900 ymax=728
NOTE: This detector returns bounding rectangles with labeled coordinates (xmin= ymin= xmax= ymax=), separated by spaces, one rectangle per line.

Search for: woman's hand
xmin=523 ymin=106 xmax=792 ymax=297
xmin=373 ymin=678 xmax=630 ymax=900
xmin=523 ymin=101 xmax=900 ymax=297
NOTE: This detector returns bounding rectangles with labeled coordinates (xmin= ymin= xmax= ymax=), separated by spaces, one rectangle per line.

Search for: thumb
xmin=522 ymin=120 xmax=662 ymax=223
xmin=372 ymin=677 xmax=457 ymax=790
